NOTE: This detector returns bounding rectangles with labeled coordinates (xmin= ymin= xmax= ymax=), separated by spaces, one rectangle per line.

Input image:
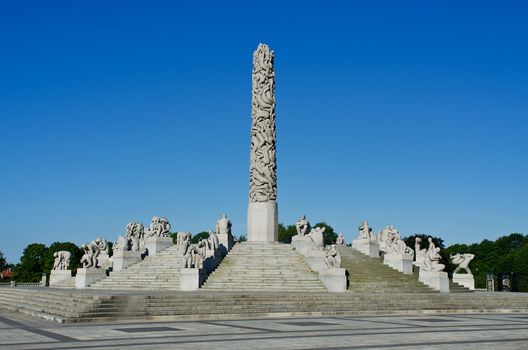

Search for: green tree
xmin=14 ymin=243 xmax=47 ymax=282
xmin=238 ymin=234 xmax=247 ymax=242
xmin=278 ymin=224 xmax=297 ymax=243
xmin=0 ymin=250 xmax=6 ymax=271
xmin=313 ymin=222 xmax=338 ymax=246
xmin=43 ymin=242 xmax=83 ymax=274
xmin=191 ymin=231 xmax=210 ymax=244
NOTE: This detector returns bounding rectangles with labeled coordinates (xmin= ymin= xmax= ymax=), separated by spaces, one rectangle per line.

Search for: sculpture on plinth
xmin=422 ymin=244 xmax=445 ymax=272
xmin=247 ymin=43 xmax=278 ymax=242
xmin=376 ymin=225 xmax=394 ymax=253
xmin=93 ymin=237 xmax=109 ymax=256
xmin=358 ymin=220 xmax=372 ymax=239
xmin=216 ymin=214 xmax=232 ymax=236
xmin=182 ymin=239 xmax=205 ymax=269
xmin=208 ymin=230 xmax=220 ymax=252
xmin=52 ymin=251 xmax=71 ymax=270
xmin=336 ymin=233 xmax=345 ymax=246
xmin=145 ymin=216 xmax=171 ymax=238
xmin=176 ymin=232 xmax=192 ymax=245
xmin=80 ymin=242 xmax=101 ymax=268
xmin=126 ymin=222 xmax=145 ymax=252
xmin=307 ymin=226 xmax=325 ymax=251
xmin=324 ymin=245 xmax=342 ymax=270
xmin=450 ymin=253 xmax=475 ymax=274
xmin=385 ymin=226 xmax=414 ymax=258
xmin=413 ymin=237 xmax=427 ymax=268
xmin=295 ymin=214 xmax=311 ymax=237
xmin=114 ymin=235 xmax=129 ymax=252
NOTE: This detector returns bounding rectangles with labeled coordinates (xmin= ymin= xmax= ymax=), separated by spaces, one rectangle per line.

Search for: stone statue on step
xmin=145 ymin=216 xmax=171 ymax=238
xmin=176 ymin=232 xmax=191 ymax=245
xmin=215 ymin=214 xmax=232 ymax=236
xmin=336 ymin=233 xmax=345 ymax=246
xmin=52 ymin=250 xmax=71 ymax=270
xmin=422 ymin=242 xmax=445 ymax=272
xmin=126 ymin=222 xmax=145 ymax=252
xmin=295 ymin=214 xmax=311 ymax=237
xmin=450 ymin=253 xmax=475 ymax=274
xmin=307 ymin=226 xmax=325 ymax=251
xmin=80 ymin=242 xmax=100 ymax=268
xmin=385 ymin=226 xmax=414 ymax=258
xmin=413 ymin=237 xmax=427 ymax=268
xmin=324 ymin=244 xmax=342 ymax=270
xmin=182 ymin=239 xmax=205 ymax=269
xmin=358 ymin=220 xmax=372 ymax=239
xmin=208 ymin=230 xmax=220 ymax=252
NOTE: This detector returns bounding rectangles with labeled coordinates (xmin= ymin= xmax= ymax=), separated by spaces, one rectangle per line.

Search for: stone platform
xmin=1 ymin=287 xmax=528 ymax=324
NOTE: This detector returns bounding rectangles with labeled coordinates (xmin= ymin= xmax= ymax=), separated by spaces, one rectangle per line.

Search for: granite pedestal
xmin=352 ymin=239 xmax=380 ymax=257
xmin=112 ymin=251 xmax=142 ymax=272
xmin=419 ymin=270 xmax=450 ymax=292
xmin=180 ymin=268 xmax=207 ymax=291
xmin=75 ymin=268 xmax=107 ymax=289
xmin=49 ymin=270 xmax=72 ymax=286
xmin=383 ymin=253 xmax=413 ymax=274
xmin=247 ymin=201 xmax=278 ymax=242
xmin=453 ymin=273 xmax=475 ymax=290
xmin=319 ymin=268 xmax=347 ymax=292
xmin=144 ymin=236 xmax=173 ymax=256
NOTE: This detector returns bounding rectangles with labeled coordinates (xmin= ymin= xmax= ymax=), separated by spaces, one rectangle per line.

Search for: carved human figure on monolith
xmin=450 ymin=253 xmax=475 ymax=274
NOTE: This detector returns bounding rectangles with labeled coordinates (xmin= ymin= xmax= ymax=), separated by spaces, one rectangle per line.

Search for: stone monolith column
xmin=247 ymin=43 xmax=278 ymax=242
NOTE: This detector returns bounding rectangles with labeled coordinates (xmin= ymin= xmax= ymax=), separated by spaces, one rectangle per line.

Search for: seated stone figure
xmin=336 ymin=233 xmax=345 ymax=246
xmin=145 ymin=216 xmax=171 ymax=238
xmin=358 ymin=220 xmax=372 ymax=239
xmin=422 ymin=245 xmax=445 ymax=272
xmin=80 ymin=242 xmax=101 ymax=268
xmin=295 ymin=214 xmax=311 ymax=237
xmin=324 ymin=244 xmax=341 ymax=269
xmin=450 ymin=253 xmax=475 ymax=274
xmin=113 ymin=235 xmax=129 ymax=253
xmin=53 ymin=251 xmax=71 ymax=270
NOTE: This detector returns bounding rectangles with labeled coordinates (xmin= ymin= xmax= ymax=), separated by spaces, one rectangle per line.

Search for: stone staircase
xmin=88 ymin=244 xmax=186 ymax=291
xmin=202 ymin=242 xmax=327 ymax=292
xmin=338 ymin=246 xmax=436 ymax=293
xmin=51 ymin=276 xmax=76 ymax=289
xmin=1 ymin=287 xmax=528 ymax=323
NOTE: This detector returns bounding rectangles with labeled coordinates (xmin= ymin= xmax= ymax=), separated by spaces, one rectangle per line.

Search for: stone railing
xmin=0 ymin=281 xmax=45 ymax=288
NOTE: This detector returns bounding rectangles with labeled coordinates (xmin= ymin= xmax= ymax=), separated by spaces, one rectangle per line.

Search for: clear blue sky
xmin=1 ymin=1 xmax=527 ymax=264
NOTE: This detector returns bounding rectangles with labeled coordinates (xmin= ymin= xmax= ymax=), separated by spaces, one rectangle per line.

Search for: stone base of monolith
xmin=383 ymin=253 xmax=413 ymax=274
xmin=247 ymin=201 xmax=278 ymax=242
xmin=144 ymin=236 xmax=173 ymax=256
xmin=75 ymin=268 xmax=107 ymax=289
xmin=180 ymin=268 xmax=207 ymax=291
xmin=419 ymin=270 xmax=450 ymax=293
xmin=50 ymin=270 xmax=72 ymax=286
xmin=352 ymin=239 xmax=380 ymax=257
xmin=319 ymin=268 xmax=347 ymax=292
xmin=112 ymin=251 xmax=142 ymax=272
xmin=453 ymin=273 xmax=475 ymax=290
xmin=218 ymin=233 xmax=234 ymax=256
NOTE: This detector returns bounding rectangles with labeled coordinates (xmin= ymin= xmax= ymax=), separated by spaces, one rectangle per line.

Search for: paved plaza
xmin=1 ymin=310 xmax=527 ymax=350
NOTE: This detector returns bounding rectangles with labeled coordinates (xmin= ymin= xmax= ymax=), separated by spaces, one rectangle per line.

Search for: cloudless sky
xmin=1 ymin=1 xmax=527 ymax=263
